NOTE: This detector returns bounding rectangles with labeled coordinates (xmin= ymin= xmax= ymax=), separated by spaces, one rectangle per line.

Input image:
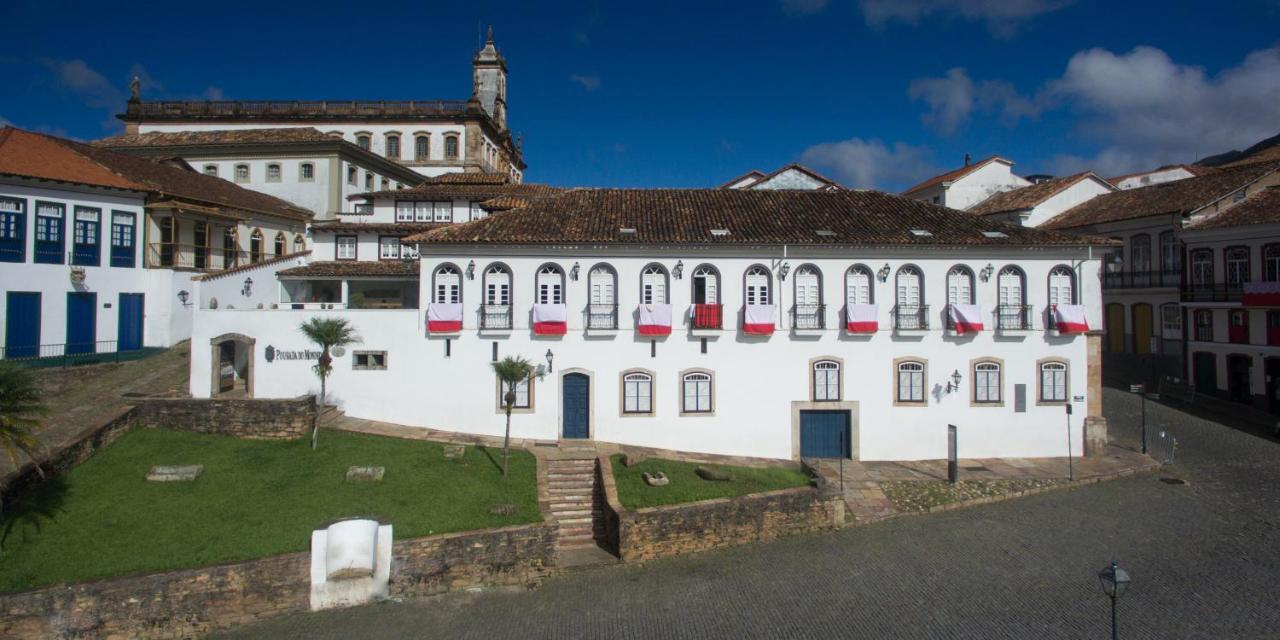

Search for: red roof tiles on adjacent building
xmin=901 ymin=156 xmax=1009 ymax=196
xmin=1185 ymin=186 xmax=1280 ymax=230
xmin=968 ymin=172 xmax=1111 ymax=216
xmin=0 ymin=127 xmax=149 ymax=192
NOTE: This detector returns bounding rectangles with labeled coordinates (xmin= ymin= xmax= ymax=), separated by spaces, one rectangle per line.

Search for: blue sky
xmin=3 ymin=0 xmax=1278 ymax=190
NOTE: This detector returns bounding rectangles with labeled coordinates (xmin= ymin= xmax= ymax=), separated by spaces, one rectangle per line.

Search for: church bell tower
xmin=472 ymin=26 xmax=508 ymax=131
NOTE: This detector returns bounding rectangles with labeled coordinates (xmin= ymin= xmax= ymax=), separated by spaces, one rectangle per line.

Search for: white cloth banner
xmin=845 ymin=303 xmax=878 ymax=332
xmin=743 ymin=304 xmax=776 ymax=334
xmin=426 ymin=303 xmax=463 ymax=332
xmin=533 ymin=303 xmax=568 ymax=334
xmin=1052 ymin=304 xmax=1089 ymax=333
xmin=947 ymin=303 xmax=984 ymax=333
xmin=637 ymin=304 xmax=673 ymax=335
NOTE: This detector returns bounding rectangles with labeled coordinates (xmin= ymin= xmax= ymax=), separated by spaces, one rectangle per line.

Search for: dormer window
xmin=982 ymin=231 xmax=1008 ymax=239
xmin=710 ymin=229 xmax=730 ymax=237
xmin=910 ymin=229 xmax=932 ymax=237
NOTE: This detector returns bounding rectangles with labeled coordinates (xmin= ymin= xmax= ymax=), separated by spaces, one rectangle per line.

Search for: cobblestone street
xmin=217 ymin=388 xmax=1280 ymax=639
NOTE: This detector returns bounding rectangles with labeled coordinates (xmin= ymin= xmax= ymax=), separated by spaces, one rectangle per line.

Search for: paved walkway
xmin=813 ymin=445 xmax=1158 ymax=522
xmin=217 ymin=387 xmax=1280 ymax=638
xmin=0 ymin=343 xmax=190 ymax=482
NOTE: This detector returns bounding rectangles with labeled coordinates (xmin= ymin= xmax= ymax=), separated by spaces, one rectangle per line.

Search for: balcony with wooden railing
xmin=147 ymin=242 xmax=252 ymax=272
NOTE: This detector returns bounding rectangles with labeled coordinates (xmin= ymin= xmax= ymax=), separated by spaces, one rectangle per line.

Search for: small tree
xmin=492 ymin=356 xmax=543 ymax=477
xmin=299 ymin=317 xmax=359 ymax=450
xmin=0 ymin=361 xmax=47 ymax=551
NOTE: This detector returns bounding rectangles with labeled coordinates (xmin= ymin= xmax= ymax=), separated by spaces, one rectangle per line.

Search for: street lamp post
xmin=1130 ymin=384 xmax=1148 ymax=454
xmin=1098 ymin=560 xmax=1131 ymax=640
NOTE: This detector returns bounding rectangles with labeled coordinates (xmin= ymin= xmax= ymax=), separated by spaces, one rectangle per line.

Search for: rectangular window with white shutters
xmin=336 ymin=236 xmax=357 ymax=260
xmin=434 ymin=201 xmax=452 ymax=223
xmin=396 ymin=201 xmax=414 ymax=222
xmin=846 ymin=268 xmax=870 ymax=304
xmin=379 ymin=236 xmax=401 ymax=260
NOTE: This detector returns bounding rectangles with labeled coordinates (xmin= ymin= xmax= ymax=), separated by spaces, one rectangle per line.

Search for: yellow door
xmin=1132 ymin=304 xmax=1153 ymax=355
xmin=1106 ymin=304 xmax=1126 ymax=352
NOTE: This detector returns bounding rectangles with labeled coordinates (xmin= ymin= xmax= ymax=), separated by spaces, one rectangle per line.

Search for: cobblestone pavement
xmin=217 ymin=389 xmax=1280 ymax=639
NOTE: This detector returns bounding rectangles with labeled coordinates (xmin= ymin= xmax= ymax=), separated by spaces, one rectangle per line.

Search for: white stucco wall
xmin=1023 ymin=178 xmax=1116 ymax=228
xmin=946 ymin=161 xmax=1032 ymax=211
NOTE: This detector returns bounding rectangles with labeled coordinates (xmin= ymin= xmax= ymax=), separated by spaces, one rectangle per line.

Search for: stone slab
xmin=345 ymin=466 xmax=385 ymax=482
xmin=146 ymin=465 xmax=203 ymax=482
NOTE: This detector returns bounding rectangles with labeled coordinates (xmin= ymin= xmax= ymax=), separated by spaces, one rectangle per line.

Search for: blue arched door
xmin=562 ymin=373 xmax=590 ymax=439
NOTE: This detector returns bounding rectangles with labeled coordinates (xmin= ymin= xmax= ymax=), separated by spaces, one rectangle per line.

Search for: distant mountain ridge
xmin=1196 ymin=131 xmax=1280 ymax=167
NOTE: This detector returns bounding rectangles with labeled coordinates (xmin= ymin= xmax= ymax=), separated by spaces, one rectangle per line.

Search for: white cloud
xmin=781 ymin=0 xmax=830 ymax=16
xmin=799 ymin=137 xmax=936 ymax=189
xmin=43 ymin=59 xmax=120 ymax=108
xmin=908 ymin=67 xmax=1040 ymax=135
xmin=860 ymin=0 xmax=1073 ymax=36
xmin=569 ymin=74 xmax=601 ymax=91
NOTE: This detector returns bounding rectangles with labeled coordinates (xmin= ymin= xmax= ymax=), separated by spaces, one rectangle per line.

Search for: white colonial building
xmin=721 ymin=164 xmax=843 ymax=190
xmin=189 ymin=188 xmax=1111 ymax=462
xmin=968 ymin=172 xmax=1117 ymax=228
xmin=115 ymin=29 xmax=524 ymax=183
xmin=1108 ymin=165 xmax=1202 ymax=190
xmin=0 ymin=127 xmax=311 ymax=360
xmin=901 ymin=156 xmax=1031 ymax=210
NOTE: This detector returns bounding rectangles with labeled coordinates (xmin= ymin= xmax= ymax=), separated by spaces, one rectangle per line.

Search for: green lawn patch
xmin=610 ymin=454 xmax=812 ymax=510
xmin=0 ymin=428 xmax=538 ymax=593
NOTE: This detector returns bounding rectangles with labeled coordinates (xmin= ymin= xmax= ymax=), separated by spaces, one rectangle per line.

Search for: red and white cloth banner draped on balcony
xmin=947 ymin=304 xmax=984 ymax=334
xmin=532 ymin=303 xmax=568 ymax=335
xmin=426 ymin=303 xmax=463 ymax=333
xmin=1243 ymin=282 xmax=1280 ymax=307
xmin=743 ymin=304 xmax=776 ymax=335
xmin=637 ymin=304 xmax=673 ymax=336
xmin=845 ymin=303 xmax=878 ymax=333
xmin=1052 ymin=304 xmax=1090 ymax=333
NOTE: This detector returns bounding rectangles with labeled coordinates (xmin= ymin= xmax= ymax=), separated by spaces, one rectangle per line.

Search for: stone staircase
xmin=545 ymin=446 xmax=607 ymax=551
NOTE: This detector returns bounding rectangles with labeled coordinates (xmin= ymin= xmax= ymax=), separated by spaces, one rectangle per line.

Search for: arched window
xmin=744 ymin=265 xmax=771 ymax=305
xmin=356 ymin=133 xmax=371 ymax=150
xmin=1159 ymin=231 xmax=1180 ymax=274
xmin=845 ymin=265 xmax=873 ymax=305
xmin=537 ymin=264 xmax=565 ymax=304
xmin=1039 ymin=361 xmax=1069 ymax=403
xmin=433 ymin=264 xmax=461 ymax=303
xmin=896 ymin=361 xmax=925 ymax=404
xmin=1130 ymin=234 xmax=1152 ymax=272
xmin=1225 ymin=246 xmax=1250 ymax=285
xmin=222 ymin=227 xmax=237 ymax=268
xmin=641 ymin=264 xmax=669 ymax=304
xmin=589 ymin=265 xmax=617 ymax=329
xmin=444 ymin=133 xmax=460 ymax=159
xmin=946 ymin=265 xmax=974 ymax=305
xmin=1265 ymin=244 xmax=1280 ymax=282
xmin=293 ymin=234 xmax=304 ymax=253
xmin=794 ymin=265 xmax=822 ymax=329
xmin=484 ymin=264 xmax=511 ymax=305
xmin=681 ymin=371 xmax=713 ymax=414
xmin=249 ymin=229 xmax=263 ymax=263
xmin=385 ymin=133 xmax=401 ymax=159
xmin=895 ymin=266 xmax=924 ymax=330
xmin=234 ymin=164 xmax=249 ymax=182
xmin=974 ymin=361 xmax=1001 ymax=404
xmin=997 ymin=266 xmax=1027 ymax=329
xmin=1048 ymin=265 xmax=1075 ymax=306
xmin=813 ymin=360 xmax=840 ymax=402
xmin=1190 ymin=249 xmax=1214 ymax=287
xmin=692 ymin=265 xmax=719 ymax=304
xmin=273 ymin=232 xmax=285 ymax=256
xmin=266 ymin=163 xmax=282 ymax=182
xmin=414 ymin=134 xmax=430 ymax=160
xmin=623 ymin=371 xmax=653 ymax=414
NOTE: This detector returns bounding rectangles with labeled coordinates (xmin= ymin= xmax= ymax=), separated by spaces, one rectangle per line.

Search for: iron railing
xmin=996 ymin=305 xmax=1034 ymax=330
xmin=147 ymin=243 xmax=252 ymax=271
xmin=0 ymin=340 xmax=145 ymax=366
xmin=1103 ymin=269 xmax=1182 ymax=289
xmin=587 ymin=304 xmax=618 ymax=329
xmin=1182 ymin=283 xmax=1244 ymax=303
xmin=481 ymin=304 xmax=513 ymax=329
xmin=1194 ymin=325 xmax=1213 ymax=342
xmin=691 ymin=304 xmax=723 ymax=330
xmin=792 ymin=304 xmax=825 ymax=329
xmin=894 ymin=305 xmax=929 ymax=330
xmin=124 ymin=100 xmax=473 ymax=119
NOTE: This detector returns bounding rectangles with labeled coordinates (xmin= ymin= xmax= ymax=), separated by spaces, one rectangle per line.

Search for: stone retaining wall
xmin=128 ymin=395 xmax=316 ymax=440
xmin=0 ymin=522 xmax=557 ymax=640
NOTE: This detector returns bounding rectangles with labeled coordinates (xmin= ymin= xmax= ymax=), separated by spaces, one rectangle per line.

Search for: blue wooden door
xmin=800 ymin=410 xmax=851 ymax=458
xmin=562 ymin=373 xmax=590 ymax=439
xmin=118 ymin=293 xmax=144 ymax=352
xmin=66 ymin=292 xmax=96 ymax=355
xmin=5 ymin=292 xmax=41 ymax=358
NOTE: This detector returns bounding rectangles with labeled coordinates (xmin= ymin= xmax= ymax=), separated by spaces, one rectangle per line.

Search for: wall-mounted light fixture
xmin=545 ymin=348 xmax=555 ymax=373
xmin=570 ymin=262 xmax=580 ymax=281
xmin=877 ymin=263 xmax=892 ymax=282
xmin=778 ymin=261 xmax=791 ymax=281
xmin=177 ymin=289 xmax=190 ymax=306
xmin=466 ymin=259 xmax=476 ymax=280
xmin=241 ymin=277 xmax=254 ymax=297
xmin=946 ymin=369 xmax=963 ymax=394
xmin=673 ymin=260 xmax=684 ymax=280
xmin=980 ymin=263 xmax=995 ymax=282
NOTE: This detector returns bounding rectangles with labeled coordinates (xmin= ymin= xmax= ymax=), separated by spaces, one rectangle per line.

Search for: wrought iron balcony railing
xmin=480 ymin=304 xmax=513 ymax=329
xmin=894 ymin=305 xmax=929 ymax=330
xmin=1103 ymin=270 xmax=1182 ymax=289
xmin=996 ymin=305 xmax=1034 ymax=330
xmin=587 ymin=304 xmax=618 ymax=329
xmin=792 ymin=304 xmax=825 ymax=330
xmin=1182 ymin=282 xmax=1244 ymax=303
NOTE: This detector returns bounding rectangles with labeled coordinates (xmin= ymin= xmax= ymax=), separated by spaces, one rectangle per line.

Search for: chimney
xmin=964 ymin=153 xmax=971 ymax=167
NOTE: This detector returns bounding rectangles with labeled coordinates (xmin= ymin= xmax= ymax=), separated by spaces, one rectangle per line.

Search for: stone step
xmin=548 ymin=499 xmax=594 ymax=508
xmin=547 ymin=482 xmax=594 ymax=490
xmin=551 ymin=508 xmax=600 ymax=519
xmin=546 ymin=471 xmax=595 ymax=479
xmin=557 ymin=516 xmax=595 ymax=526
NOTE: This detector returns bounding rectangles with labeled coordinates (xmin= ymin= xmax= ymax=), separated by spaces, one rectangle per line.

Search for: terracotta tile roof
xmin=1041 ymin=161 xmax=1280 ymax=230
xmin=356 ymin=178 xmax=561 ymax=201
xmin=195 ymin=251 xmax=311 ymax=281
xmin=1106 ymin=164 xmax=1205 ymax=184
xmin=1185 ymin=186 xmax=1280 ymax=230
xmin=477 ymin=195 xmax=537 ymax=211
xmin=422 ymin=172 xmax=512 ymax=185
xmin=969 ymin=172 xmax=1111 ymax=216
xmin=94 ymin=127 xmax=339 ymax=147
xmin=902 ymin=156 xmax=1008 ymax=195
xmin=277 ymin=260 xmax=419 ymax=278
xmin=406 ymin=188 xmax=1115 ymax=247
xmin=0 ymin=127 xmax=149 ymax=192
xmin=0 ymin=127 xmax=312 ymax=221
xmin=718 ymin=169 xmax=766 ymax=189
xmin=310 ymin=222 xmax=443 ymax=234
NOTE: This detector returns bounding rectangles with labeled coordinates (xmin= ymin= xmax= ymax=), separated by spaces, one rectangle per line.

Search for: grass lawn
xmin=0 ymin=428 xmax=538 ymax=593
xmin=610 ymin=454 xmax=812 ymax=510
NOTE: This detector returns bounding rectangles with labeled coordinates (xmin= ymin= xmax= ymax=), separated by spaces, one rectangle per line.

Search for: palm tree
xmin=0 ymin=361 xmax=47 ymax=551
xmin=492 ymin=356 xmax=542 ymax=477
xmin=299 ymin=317 xmax=359 ymax=449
